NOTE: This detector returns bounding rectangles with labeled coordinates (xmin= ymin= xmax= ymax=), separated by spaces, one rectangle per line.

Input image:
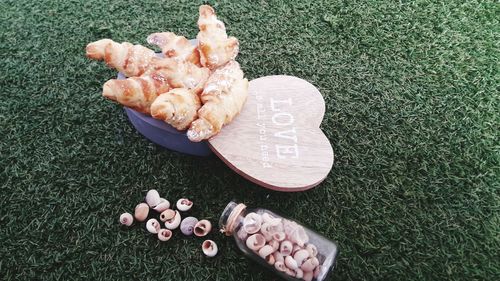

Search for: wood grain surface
xmin=209 ymin=75 xmax=334 ymax=192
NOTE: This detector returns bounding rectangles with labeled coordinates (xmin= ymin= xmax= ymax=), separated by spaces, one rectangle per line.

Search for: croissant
xmin=147 ymin=32 xmax=201 ymax=65
xmin=150 ymin=88 xmax=201 ymax=130
xmin=187 ymin=61 xmax=248 ymax=142
xmin=102 ymin=58 xmax=209 ymax=112
xmin=102 ymin=74 xmax=171 ymax=114
xmin=197 ymin=5 xmax=239 ymax=69
xmin=86 ymin=39 xmax=156 ymax=77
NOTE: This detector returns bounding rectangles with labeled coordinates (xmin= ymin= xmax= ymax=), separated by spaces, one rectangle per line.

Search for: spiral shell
xmin=273 ymin=252 xmax=284 ymax=263
xmin=145 ymin=189 xmax=161 ymax=208
xmin=202 ymin=240 xmax=218 ymax=257
xmin=180 ymin=216 xmax=198 ymax=236
xmin=176 ymin=198 xmax=193 ymax=211
xmin=274 ymin=261 xmax=286 ymax=272
xmin=164 ymin=210 xmax=181 ymax=230
xmin=153 ymin=199 xmax=170 ymax=213
xmin=134 ymin=203 xmax=149 ymax=222
xmin=306 ymin=243 xmax=318 ymax=257
xmin=146 ymin=218 xmax=161 ymax=234
xmin=272 ymin=232 xmax=286 ymax=242
xmin=268 ymin=240 xmax=280 ymax=252
xmin=258 ymin=245 xmax=275 ymax=259
xmin=285 ymin=255 xmax=298 ymax=270
xmin=157 ymin=229 xmax=172 ymax=241
xmin=301 ymin=257 xmax=319 ymax=272
xmin=243 ymin=212 xmax=262 ymax=234
xmin=279 ymin=240 xmax=293 ymax=256
xmin=245 ymin=233 xmax=266 ymax=251
xmin=194 ymin=219 xmax=212 ymax=237
xmin=294 ymin=249 xmax=310 ymax=266
xmin=160 ymin=209 xmax=176 ymax=222
xmin=295 ymin=268 xmax=304 ymax=279
xmin=119 ymin=212 xmax=133 ymax=226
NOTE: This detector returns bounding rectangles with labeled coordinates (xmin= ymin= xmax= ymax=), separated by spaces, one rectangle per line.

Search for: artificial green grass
xmin=1 ymin=0 xmax=499 ymax=280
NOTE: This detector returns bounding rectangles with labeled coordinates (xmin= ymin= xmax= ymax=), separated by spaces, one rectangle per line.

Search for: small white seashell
xmin=145 ymin=189 xmax=161 ymax=208
xmin=303 ymin=271 xmax=314 ymax=281
xmin=153 ymin=199 xmax=170 ymax=213
xmin=157 ymin=229 xmax=172 ymax=241
xmin=268 ymin=240 xmax=280 ymax=252
xmin=279 ymin=240 xmax=293 ymax=256
xmin=272 ymin=232 xmax=286 ymax=242
xmin=285 ymin=267 xmax=296 ymax=277
xmin=258 ymin=245 xmax=275 ymax=259
xmin=164 ymin=210 xmax=181 ymax=230
xmin=266 ymin=253 xmax=275 ymax=265
xmin=295 ymin=268 xmax=304 ymax=279
xmin=245 ymin=233 xmax=266 ymax=251
xmin=273 ymin=252 xmax=284 ymax=263
xmin=119 ymin=212 xmax=133 ymax=226
xmin=236 ymin=227 xmax=248 ymax=240
xmin=301 ymin=258 xmax=318 ymax=272
xmin=274 ymin=261 xmax=286 ymax=272
xmin=146 ymin=218 xmax=160 ymax=234
xmin=285 ymin=255 xmax=298 ymax=270
xmin=176 ymin=198 xmax=193 ymax=212
xmin=159 ymin=209 xmax=176 ymax=222
xmin=134 ymin=203 xmax=149 ymax=222
xmin=243 ymin=212 xmax=262 ymax=234
xmin=283 ymin=220 xmax=309 ymax=247
xmin=306 ymin=243 xmax=318 ymax=257
xmin=314 ymin=265 xmax=321 ymax=278
xmin=291 ymin=245 xmax=302 ymax=256
xmin=194 ymin=219 xmax=212 ymax=237
xmin=262 ymin=212 xmax=276 ymax=223
xmin=294 ymin=249 xmax=310 ymax=266
xmin=180 ymin=216 xmax=198 ymax=235
xmin=202 ymin=240 xmax=218 ymax=257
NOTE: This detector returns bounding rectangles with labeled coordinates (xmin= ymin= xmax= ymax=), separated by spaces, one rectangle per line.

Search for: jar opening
xmin=219 ymin=201 xmax=246 ymax=236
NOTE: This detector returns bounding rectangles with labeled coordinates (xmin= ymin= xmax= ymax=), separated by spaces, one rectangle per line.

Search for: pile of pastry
xmin=85 ymin=5 xmax=248 ymax=142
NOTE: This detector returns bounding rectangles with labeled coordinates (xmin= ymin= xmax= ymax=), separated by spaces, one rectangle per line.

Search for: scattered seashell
xmin=159 ymin=209 xmax=176 ymax=222
xmin=266 ymin=253 xmax=275 ymax=265
xmin=202 ymin=240 xmax=218 ymax=257
xmin=153 ymin=199 xmax=170 ymax=213
xmin=194 ymin=219 xmax=212 ymax=237
xmin=180 ymin=216 xmax=198 ymax=235
xmin=273 ymin=252 xmax=284 ymax=263
xmin=272 ymin=232 xmax=286 ymax=242
xmin=176 ymin=198 xmax=193 ymax=212
xmin=279 ymin=240 xmax=293 ymax=256
xmin=145 ymin=189 xmax=161 ymax=208
xmin=294 ymin=249 xmax=310 ymax=266
xmin=134 ymin=203 xmax=149 ymax=222
xmin=285 ymin=255 xmax=298 ymax=270
xmin=157 ymin=229 xmax=172 ymax=241
xmin=245 ymin=233 xmax=266 ymax=251
xmin=269 ymin=240 xmax=280 ymax=252
xmin=164 ymin=210 xmax=181 ymax=230
xmin=146 ymin=218 xmax=161 ymax=234
xmin=119 ymin=212 xmax=133 ymax=226
xmin=258 ymin=245 xmax=275 ymax=259
xmin=306 ymin=243 xmax=318 ymax=257
xmin=274 ymin=261 xmax=286 ymax=272
xmin=295 ymin=268 xmax=304 ymax=279
xmin=303 ymin=271 xmax=313 ymax=281
xmin=243 ymin=212 xmax=262 ymax=234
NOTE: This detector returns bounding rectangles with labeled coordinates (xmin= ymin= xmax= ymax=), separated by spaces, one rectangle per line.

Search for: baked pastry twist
xmin=150 ymin=88 xmax=201 ymax=130
xmin=86 ymin=39 xmax=156 ymax=77
xmin=187 ymin=61 xmax=248 ymax=141
xmin=147 ymin=32 xmax=201 ymax=65
xmin=197 ymin=5 xmax=239 ymax=70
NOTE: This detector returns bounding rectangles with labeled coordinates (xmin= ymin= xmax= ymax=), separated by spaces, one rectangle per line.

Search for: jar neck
xmin=219 ymin=201 xmax=247 ymax=236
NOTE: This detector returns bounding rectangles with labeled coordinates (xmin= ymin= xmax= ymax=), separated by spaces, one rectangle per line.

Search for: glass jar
xmin=219 ymin=201 xmax=339 ymax=281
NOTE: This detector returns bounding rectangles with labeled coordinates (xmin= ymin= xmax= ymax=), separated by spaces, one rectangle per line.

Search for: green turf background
xmin=1 ymin=0 xmax=499 ymax=280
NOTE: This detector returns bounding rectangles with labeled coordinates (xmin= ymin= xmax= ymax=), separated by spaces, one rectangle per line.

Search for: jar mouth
xmin=219 ymin=201 xmax=246 ymax=236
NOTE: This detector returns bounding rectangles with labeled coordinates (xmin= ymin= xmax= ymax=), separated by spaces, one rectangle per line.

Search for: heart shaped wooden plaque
xmin=209 ymin=76 xmax=334 ymax=192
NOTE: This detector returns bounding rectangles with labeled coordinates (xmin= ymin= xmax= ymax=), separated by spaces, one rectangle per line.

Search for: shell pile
xmin=119 ymin=189 xmax=217 ymax=257
xmin=239 ymin=211 xmax=324 ymax=281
